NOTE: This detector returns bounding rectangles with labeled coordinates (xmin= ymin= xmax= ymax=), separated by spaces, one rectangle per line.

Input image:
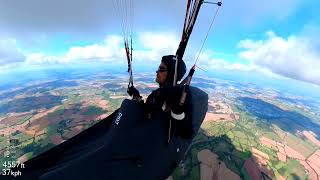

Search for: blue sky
xmin=0 ymin=0 xmax=320 ymax=86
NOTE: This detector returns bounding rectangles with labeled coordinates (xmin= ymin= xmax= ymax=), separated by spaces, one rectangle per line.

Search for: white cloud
xmin=22 ymin=32 xmax=179 ymax=65
xmin=64 ymin=35 xmax=124 ymax=62
xmin=238 ymin=31 xmax=320 ymax=85
xmin=24 ymin=35 xmax=125 ymax=65
xmin=25 ymin=53 xmax=62 ymax=64
xmin=4 ymin=28 xmax=320 ymax=87
xmin=0 ymin=39 xmax=25 ymax=65
xmin=0 ymin=0 xmax=311 ymax=69
xmin=207 ymin=58 xmax=252 ymax=71
xmin=1 ymin=0 xmax=306 ymax=52
xmin=138 ymin=32 xmax=179 ymax=50
xmin=134 ymin=32 xmax=179 ymax=62
xmin=189 ymin=49 xmax=252 ymax=71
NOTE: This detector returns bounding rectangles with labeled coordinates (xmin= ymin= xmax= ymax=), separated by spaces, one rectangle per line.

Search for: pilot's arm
xmin=168 ymin=87 xmax=193 ymax=139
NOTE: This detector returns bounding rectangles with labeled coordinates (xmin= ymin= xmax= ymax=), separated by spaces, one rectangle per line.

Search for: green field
xmin=173 ymin=100 xmax=319 ymax=180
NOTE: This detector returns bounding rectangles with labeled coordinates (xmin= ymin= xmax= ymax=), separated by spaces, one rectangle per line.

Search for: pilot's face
xmin=156 ymin=63 xmax=168 ymax=86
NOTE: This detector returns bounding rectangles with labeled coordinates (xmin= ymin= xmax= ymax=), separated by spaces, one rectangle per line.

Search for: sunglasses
xmin=157 ymin=66 xmax=167 ymax=73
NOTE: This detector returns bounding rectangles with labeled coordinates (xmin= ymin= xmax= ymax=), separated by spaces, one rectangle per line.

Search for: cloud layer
xmin=17 ymin=31 xmax=179 ymax=66
xmin=0 ymin=39 xmax=25 ymax=66
xmin=0 ymin=0 xmax=304 ymax=44
xmin=0 ymin=0 xmax=185 ymax=38
xmin=2 ymin=29 xmax=320 ymax=86
xmin=238 ymin=31 xmax=320 ymax=85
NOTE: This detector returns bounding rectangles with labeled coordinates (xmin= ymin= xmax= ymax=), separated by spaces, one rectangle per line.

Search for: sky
xmin=0 ymin=0 xmax=320 ymax=86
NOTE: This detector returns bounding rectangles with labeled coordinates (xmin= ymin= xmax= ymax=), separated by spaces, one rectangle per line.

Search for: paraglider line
xmin=194 ymin=2 xmax=221 ymax=66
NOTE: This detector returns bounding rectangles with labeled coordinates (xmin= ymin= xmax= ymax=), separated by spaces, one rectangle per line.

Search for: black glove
xmin=171 ymin=103 xmax=185 ymax=114
xmin=127 ymin=86 xmax=142 ymax=100
xmin=167 ymin=86 xmax=186 ymax=116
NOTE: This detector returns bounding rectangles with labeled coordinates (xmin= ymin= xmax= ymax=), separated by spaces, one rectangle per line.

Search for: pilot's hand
xmin=127 ymin=86 xmax=139 ymax=96
xmin=167 ymin=86 xmax=186 ymax=118
xmin=127 ymin=86 xmax=142 ymax=100
xmin=171 ymin=103 xmax=185 ymax=115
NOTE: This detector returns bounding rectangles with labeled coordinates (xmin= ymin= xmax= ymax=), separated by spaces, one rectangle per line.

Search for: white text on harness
xmin=115 ymin=112 xmax=122 ymax=125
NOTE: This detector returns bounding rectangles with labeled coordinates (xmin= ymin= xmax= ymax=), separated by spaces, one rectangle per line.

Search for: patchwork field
xmin=1 ymin=72 xmax=320 ymax=180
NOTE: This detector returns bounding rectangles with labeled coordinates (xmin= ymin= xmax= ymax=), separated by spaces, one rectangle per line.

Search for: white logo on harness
xmin=115 ymin=112 xmax=122 ymax=125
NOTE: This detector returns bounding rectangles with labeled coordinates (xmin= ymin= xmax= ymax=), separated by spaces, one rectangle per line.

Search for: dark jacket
xmin=145 ymin=86 xmax=194 ymax=140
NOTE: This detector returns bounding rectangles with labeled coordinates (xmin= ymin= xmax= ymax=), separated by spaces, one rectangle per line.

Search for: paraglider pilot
xmin=127 ymin=55 xmax=193 ymax=141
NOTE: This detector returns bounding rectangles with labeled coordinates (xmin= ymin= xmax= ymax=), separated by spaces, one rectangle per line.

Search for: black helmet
xmin=161 ymin=55 xmax=186 ymax=85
